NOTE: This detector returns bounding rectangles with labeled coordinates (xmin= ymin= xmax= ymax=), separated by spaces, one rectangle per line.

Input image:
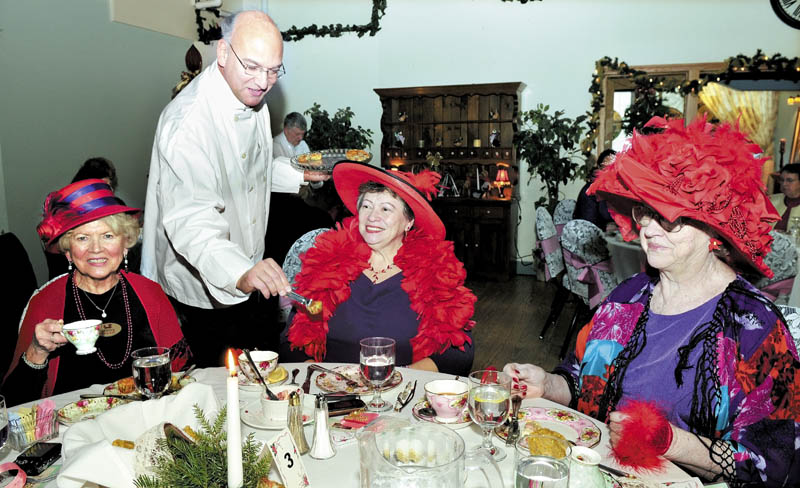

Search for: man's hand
xmin=303 ymin=170 xmax=330 ymax=183
xmin=236 ymin=258 xmax=292 ymax=298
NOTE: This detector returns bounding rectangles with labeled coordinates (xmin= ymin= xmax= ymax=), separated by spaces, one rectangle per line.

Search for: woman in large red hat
xmin=284 ymin=162 xmax=476 ymax=376
xmin=2 ymin=180 xmax=189 ymax=405
xmin=505 ymin=117 xmax=800 ymax=486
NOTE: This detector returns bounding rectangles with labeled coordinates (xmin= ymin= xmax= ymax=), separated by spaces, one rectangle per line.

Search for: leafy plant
xmin=303 ymin=103 xmax=374 ymax=150
xmin=133 ymin=406 xmax=271 ymax=488
xmin=515 ymin=104 xmax=586 ymax=213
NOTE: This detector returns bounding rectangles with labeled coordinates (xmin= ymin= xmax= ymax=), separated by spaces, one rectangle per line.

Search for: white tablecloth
xmin=1 ymin=363 xmax=698 ymax=487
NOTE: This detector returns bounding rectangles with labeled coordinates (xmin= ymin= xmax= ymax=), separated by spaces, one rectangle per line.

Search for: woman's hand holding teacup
xmin=28 ymin=318 xmax=67 ymax=362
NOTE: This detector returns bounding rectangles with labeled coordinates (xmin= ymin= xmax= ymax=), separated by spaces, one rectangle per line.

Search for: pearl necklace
xmin=368 ymin=262 xmax=395 ymax=283
xmin=71 ymin=272 xmax=133 ymax=369
xmin=80 ymin=282 xmax=118 ymax=319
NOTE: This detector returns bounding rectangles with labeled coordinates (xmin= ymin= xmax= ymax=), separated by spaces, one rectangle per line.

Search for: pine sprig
xmin=133 ymin=405 xmax=272 ymax=488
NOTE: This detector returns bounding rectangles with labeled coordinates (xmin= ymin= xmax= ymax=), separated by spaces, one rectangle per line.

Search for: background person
xmin=283 ymin=162 xmax=476 ymax=375
xmin=770 ymin=162 xmax=800 ymax=231
xmin=504 ymin=117 xmax=799 ymax=486
xmin=273 ymin=111 xmax=310 ymax=159
xmin=141 ymin=11 xmax=325 ymax=368
xmin=2 ymin=179 xmax=188 ymax=405
xmin=573 ymin=148 xmax=615 ymax=230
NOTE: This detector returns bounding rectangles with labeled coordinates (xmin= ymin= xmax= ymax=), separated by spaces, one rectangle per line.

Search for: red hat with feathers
xmin=332 ymin=161 xmax=445 ymax=240
xmin=588 ymin=116 xmax=779 ymax=277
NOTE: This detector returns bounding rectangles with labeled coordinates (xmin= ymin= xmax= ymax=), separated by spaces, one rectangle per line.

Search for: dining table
xmin=604 ymin=232 xmax=646 ymax=283
xmin=0 ymin=362 xmax=705 ymax=487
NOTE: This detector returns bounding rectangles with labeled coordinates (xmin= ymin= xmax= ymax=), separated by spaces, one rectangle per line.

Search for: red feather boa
xmin=287 ymin=216 xmax=476 ymax=363
xmin=611 ymin=400 xmax=673 ymax=471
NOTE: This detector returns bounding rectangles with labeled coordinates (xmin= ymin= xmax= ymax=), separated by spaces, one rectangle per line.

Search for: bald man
xmin=142 ymin=11 xmax=322 ymax=366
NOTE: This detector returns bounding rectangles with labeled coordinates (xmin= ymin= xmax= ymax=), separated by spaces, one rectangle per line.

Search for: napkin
xmin=57 ymin=383 xmax=219 ymax=488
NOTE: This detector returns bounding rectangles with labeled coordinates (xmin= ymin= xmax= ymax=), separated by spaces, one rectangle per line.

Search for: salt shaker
xmin=310 ymin=394 xmax=336 ymax=459
xmin=287 ymin=392 xmax=309 ymax=455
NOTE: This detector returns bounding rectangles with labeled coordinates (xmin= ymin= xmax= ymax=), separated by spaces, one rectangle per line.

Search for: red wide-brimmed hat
xmin=588 ymin=116 xmax=780 ymax=277
xmin=37 ymin=179 xmax=141 ymax=252
xmin=332 ymin=161 xmax=445 ymax=240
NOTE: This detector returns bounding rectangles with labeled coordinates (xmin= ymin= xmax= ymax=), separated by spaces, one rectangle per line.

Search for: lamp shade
xmin=495 ymin=168 xmax=510 ymax=184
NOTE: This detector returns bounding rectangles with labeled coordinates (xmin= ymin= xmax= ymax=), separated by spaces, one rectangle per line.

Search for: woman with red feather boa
xmin=282 ymin=161 xmax=476 ymax=375
xmin=505 ymin=117 xmax=800 ymax=486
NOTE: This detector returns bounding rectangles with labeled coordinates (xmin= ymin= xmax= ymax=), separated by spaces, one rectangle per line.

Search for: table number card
xmin=268 ymin=429 xmax=310 ymax=487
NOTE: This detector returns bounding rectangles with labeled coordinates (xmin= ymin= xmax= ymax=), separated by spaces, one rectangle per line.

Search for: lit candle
xmin=226 ymin=349 xmax=243 ymax=487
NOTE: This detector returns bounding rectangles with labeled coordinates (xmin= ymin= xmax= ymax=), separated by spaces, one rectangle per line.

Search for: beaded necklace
xmin=71 ymin=271 xmax=133 ymax=369
xmin=367 ymin=262 xmax=395 ymax=283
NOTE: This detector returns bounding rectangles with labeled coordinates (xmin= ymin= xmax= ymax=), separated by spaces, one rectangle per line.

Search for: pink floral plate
xmin=57 ymin=397 xmax=131 ymax=426
xmin=494 ymin=406 xmax=601 ymax=448
xmin=411 ymin=400 xmax=472 ymax=430
xmin=315 ymin=364 xmax=402 ymax=394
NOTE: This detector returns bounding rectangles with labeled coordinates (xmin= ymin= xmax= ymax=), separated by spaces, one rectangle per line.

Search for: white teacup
xmin=425 ymin=379 xmax=469 ymax=422
xmin=238 ymin=350 xmax=279 ymax=382
xmin=61 ymin=319 xmax=102 ymax=355
xmin=260 ymin=384 xmax=303 ymax=424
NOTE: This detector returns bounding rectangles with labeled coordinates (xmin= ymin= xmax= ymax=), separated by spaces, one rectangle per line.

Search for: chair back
xmin=535 ymin=207 xmax=564 ymax=281
xmin=560 ymin=219 xmax=619 ymax=308
xmin=0 ymin=232 xmax=38 ymax=379
xmin=553 ymin=199 xmax=576 ymax=237
xmin=755 ymin=231 xmax=796 ymax=304
xmin=776 ymin=305 xmax=800 ymax=356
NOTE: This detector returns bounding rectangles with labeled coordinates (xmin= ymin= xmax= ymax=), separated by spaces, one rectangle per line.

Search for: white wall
xmin=1 ymin=0 xmax=798 ymax=283
xmin=266 ymin=0 xmax=800 ymax=262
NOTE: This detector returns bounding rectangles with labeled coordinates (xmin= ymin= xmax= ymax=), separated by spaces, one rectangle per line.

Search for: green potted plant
xmin=303 ymin=103 xmax=374 ymax=150
xmin=514 ymin=103 xmax=586 ymax=214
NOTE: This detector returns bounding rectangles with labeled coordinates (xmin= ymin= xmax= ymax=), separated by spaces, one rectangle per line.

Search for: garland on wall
xmin=581 ymin=50 xmax=800 ymax=158
xmin=195 ymin=1 xmax=387 ymax=43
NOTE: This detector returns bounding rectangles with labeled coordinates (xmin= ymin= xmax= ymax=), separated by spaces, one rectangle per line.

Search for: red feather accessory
xmin=611 ymin=400 xmax=673 ymax=471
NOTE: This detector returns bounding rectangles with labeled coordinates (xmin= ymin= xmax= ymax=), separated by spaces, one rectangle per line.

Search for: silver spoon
xmin=243 ymin=348 xmax=278 ymax=400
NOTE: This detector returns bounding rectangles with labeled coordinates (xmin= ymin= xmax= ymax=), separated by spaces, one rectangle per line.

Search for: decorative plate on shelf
xmin=58 ymin=397 xmax=130 ymax=426
xmin=494 ymin=406 xmax=601 ymax=448
xmin=411 ymin=400 xmax=472 ymax=430
xmin=238 ymin=365 xmax=288 ymax=392
xmin=315 ymin=364 xmax=402 ymax=394
xmin=290 ymin=149 xmax=372 ymax=173
xmin=104 ymin=373 xmax=196 ymax=397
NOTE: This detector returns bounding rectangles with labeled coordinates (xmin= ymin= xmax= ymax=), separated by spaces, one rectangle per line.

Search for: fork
xmin=309 ymin=364 xmax=361 ymax=387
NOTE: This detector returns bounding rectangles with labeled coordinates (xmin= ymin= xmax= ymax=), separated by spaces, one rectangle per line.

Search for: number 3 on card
xmin=268 ymin=429 xmax=310 ymax=487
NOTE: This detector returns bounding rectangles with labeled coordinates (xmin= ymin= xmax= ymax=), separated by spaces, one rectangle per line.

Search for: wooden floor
xmin=467 ymin=275 xmax=577 ymax=372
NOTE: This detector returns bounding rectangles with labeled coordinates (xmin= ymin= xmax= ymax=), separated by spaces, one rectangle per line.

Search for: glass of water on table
xmin=359 ymin=337 xmax=396 ymax=412
xmin=131 ymin=347 xmax=172 ymax=399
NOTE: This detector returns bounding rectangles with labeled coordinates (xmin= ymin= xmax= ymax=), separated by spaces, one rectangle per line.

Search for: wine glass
xmin=0 ymin=395 xmax=8 ymax=454
xmin=359 ymin=337 xmax=396 ymax=412
xmin=131 ymin=347 xmax=172 ymax=399
xmin=467 ymin=370 xmax=512 ymax=461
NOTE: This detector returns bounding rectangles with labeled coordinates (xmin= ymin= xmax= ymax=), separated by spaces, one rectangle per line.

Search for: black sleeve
xmin=573 ymin=183 xmax=601 ymax=227
xmin=1 ymin=355 xmax=48 ymax=406
xmin=429 ymin=331 xmax=474 ymax=376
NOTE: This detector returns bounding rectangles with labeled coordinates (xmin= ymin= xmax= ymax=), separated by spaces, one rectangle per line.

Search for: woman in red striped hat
xmin=2 ymin=179 xmax=189 ymax=404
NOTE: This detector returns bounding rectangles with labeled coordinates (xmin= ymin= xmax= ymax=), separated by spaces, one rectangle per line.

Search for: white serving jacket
xmin=141 ymin=63 xmax=302 ymax=309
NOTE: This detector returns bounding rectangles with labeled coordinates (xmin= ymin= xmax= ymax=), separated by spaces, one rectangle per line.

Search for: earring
xmin=124 ymin=253 xmax=129 ymax=272
xmin=67 ymin=260 xmax=73 ymax=271
xmin=709 ymin=238 xmax=722 ymax=252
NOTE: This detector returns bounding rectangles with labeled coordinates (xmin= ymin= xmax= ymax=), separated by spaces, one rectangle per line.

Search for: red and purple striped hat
xmin=36 ymin=179 xmax=140 ymax=252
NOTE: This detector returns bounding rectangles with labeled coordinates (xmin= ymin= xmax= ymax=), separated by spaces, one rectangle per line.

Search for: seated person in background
xmin=504 ymin=117 xmax=800 ymax=486
xmin=770 ymin=163 xmax=800 ymax=231
xmin=573 ymin=149 xmax=615 ymax=229
xmin=273 ymin=112 xmax=310 ymax=158
xmin=2 ymin=180 xmax=189 ymax=405
xmin=282 ymin=162 xmax=476 ymax=375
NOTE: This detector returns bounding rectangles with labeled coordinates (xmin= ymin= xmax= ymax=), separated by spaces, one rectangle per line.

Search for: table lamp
xmin=494 ymin=164 xmax=511 ymax=198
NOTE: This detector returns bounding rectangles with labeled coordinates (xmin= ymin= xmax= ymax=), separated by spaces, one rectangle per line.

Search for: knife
xmin=243 ymin=348 xmax=278 ymax=400
xmin=301 ymin=365 xmax=314 ymax=394
xmin=393 ymin=380 xmax=416 ymax=412
xmin=309 ymin=364 xmax=361 ymax=388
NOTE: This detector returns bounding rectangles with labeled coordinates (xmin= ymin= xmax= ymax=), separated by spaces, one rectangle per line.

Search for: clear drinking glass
xmin=359 ymin=337 xmax=396 ymax=412
xmin=131 ymin=347 xmax=172 ymax=399
xmin=0 ymin=395 xmax=8 ymax=453
xmin=467 ymin=370 xmax=512 ymax=461
xmin=514 ymin=434 xmax=571 ymax=488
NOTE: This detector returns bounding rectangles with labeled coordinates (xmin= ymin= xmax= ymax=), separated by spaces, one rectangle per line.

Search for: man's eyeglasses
xmin=632 ymin=205 xmax=685 ymax=232
xmin=228 ymin=43 xmax=285 ymax=80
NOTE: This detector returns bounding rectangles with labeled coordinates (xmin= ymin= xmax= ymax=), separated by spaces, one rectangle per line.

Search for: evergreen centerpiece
xmin=133 ymin=406 xmax=273 ymax=488
xmin=515 ymin=104 xmax=586 ymax=213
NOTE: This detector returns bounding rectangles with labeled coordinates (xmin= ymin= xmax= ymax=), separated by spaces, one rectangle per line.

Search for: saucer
xmin=238 ymin=365 xmax=288 ymax=392
xmin=411 ymin=400 xmax=472 ymax=430
xmin=240 ymin=399 xmax=314 ymax=430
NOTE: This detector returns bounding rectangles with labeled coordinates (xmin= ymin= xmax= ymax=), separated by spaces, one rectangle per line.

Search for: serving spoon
xmin=287 ymin=290 xmax=322 ymax=315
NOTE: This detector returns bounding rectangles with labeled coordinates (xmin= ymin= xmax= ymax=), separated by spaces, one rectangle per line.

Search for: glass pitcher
xmin=357 ymin=417 xmax=502 ymax=488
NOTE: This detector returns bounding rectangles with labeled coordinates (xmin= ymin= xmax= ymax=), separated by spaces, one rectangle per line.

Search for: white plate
xmin=240 ymin=399 xmax=314 ymax=430
xmin=58 ymin=397 xmax=131 ymax=426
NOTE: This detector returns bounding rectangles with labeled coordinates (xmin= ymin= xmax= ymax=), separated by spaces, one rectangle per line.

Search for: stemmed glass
xmin=359 ymin=337 xmax=396 ymax=412
xmin=0 ymin=395 xmax=8 ymax=454
xmin=467 ymin=370 xmax=512 ymax=461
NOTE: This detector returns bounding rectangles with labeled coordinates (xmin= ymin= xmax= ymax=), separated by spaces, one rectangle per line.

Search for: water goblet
xmin=467 ymin=370 xmax=512 ymax=461
xmin=359 ymin=337 xmax=396 ymax=412
xmin=131 ymin=347 xmax=172 ymax=399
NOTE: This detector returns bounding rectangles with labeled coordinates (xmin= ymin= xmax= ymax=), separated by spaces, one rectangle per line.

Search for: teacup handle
xmin=462 ymin=449 xmax=503 ymax=488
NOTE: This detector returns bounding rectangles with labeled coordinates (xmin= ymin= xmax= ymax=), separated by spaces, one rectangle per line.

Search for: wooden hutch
xmin=373 ymin=82 xmax=525 ymax=280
